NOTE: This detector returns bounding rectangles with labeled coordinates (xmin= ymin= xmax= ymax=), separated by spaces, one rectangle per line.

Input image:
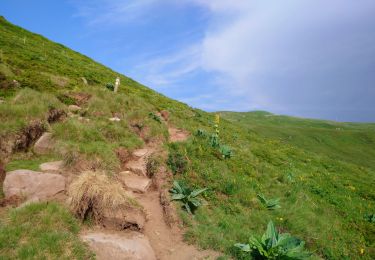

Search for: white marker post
xmin=114 ymin=77 xmax=120 ymax=93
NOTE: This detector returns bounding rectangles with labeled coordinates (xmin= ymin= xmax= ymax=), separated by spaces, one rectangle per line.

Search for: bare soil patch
xmin=168 ymin=127 xmax=189 ymax=142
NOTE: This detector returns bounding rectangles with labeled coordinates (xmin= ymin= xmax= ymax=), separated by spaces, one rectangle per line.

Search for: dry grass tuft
xmin=68 ymin=171 xmax=138 ymax=223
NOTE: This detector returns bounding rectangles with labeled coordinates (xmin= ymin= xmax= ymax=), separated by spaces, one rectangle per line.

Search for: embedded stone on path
xmin=125 ymin=160 xmax=146 ymax=176
xmin=81 ymin=231 xmax=156 ymax=260
xmin=68 ymin=105 xmax=81 ymax=113
xmin=3 ymin=170 xmax=65 ymax=202
xmin=118 ymin=171 xmax=151 ymax=193
xmin=33 ymin=132 xmax=54 ymax=155
xmin=40 ymin=161 xmax=64 ymax=173
xmin=132 ymin=148 xmax=149 ymax=158
xmin=101 ymin=206 xmax=146 ymax=231
xmin=109 ymin=117 xmax=121 ymax=122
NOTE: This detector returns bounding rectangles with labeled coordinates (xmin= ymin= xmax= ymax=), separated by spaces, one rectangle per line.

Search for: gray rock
xmin=124 ymin=160 xmax=146 ymax=176
xmin=33 ymin=132 xmax=54 ymax=155
xmin=118 ymin=171 xmax=151 ymax=193
xmin=81 ymin=232 xmax=156 ymax=260
xmin=68 ymin=105 xmax=81 ymax=113
xmin=132 ymin=149 xmax=149 ymax=158
xmin=3 ymin=170 xmax=65 ymax=202
xmin=81 ymin=77 xmax=88 ymax=85
xmin=39 ymin=161 xmax=64 ymax=173
xmin=109 ymin=117 xmax=121 ymax=122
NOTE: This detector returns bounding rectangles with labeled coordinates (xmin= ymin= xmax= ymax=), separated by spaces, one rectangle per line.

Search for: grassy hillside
xmin=220 ymin=111 xmax=375 ymax=170
xmin=1 ymin=17 xmax=374 ymax=259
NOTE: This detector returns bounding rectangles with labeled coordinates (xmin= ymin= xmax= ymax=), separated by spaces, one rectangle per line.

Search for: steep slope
xmin=0 ymin=17 xmax=374 ymax=260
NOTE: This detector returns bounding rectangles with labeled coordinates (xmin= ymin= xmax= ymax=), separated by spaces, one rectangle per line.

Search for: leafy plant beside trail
xmin=196 ymin=114 xmax=234 ymax=159
xmin=105 ymin=82 xmax=114 ymax=91
xmin=149 ymin=112 xmax=162 ymax=123
xmin=235 ymin=221 xmax=311 ymax=259
xmin=167 ymin=145 xmax=188 ymax=175
xmin=170 ymin=180 xmax=207 ymax=214
xmin=364 ymin=213 xmax=375 ymax=223
xmin=257 ymin=194 xmax=281 ymax=210
xmin=219 ymin=145 xmax=233 ymax=159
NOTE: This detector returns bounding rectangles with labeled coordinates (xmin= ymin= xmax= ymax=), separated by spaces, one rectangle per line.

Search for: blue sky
xmin=1 ymin=0 xmax=375 ymax=122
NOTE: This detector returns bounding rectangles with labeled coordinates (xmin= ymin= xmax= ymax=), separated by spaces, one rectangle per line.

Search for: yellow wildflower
xmin=360 ymin=248 xmax=364 ymax=254
xmin=215 ymin=114 xmax=220 ymax=125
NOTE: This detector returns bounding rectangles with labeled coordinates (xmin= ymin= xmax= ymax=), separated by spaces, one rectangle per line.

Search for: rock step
xmin=39 ymin=161 xmax=64 ymax=173
xmin=68 ymin=105 xmax=81 ymax=112
xmin=33 ymin=132 xmax=54 ymax=155
xmin=81 ymin=231 xmax=156 ymax=260
xmin=118 ymin=171 xmax=151 ymax=193
xmin=124 ymin=160 xmax=146 ymax=176
xmin=109 ymin=117 xmax=121 ymax=122
xmin=132 ymin=148 xmax=149 ymax=158
xmin=3 ymin=170 xmax=65 ymax=203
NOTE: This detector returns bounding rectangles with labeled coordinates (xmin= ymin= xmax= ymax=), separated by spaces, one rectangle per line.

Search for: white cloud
xmin=131 ymin=44 xmax=202 ymax=87
xmin=72 ymin=0 xmax=159 ymax=25
xmin=72 ymin=0 xmax=375 ymax=119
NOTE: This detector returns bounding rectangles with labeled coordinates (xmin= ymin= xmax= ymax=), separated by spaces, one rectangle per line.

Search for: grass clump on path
xmin=68 ymin=171 xmax=139 ymax=223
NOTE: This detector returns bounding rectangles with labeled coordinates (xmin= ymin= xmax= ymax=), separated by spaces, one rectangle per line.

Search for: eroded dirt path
xmin=81 ymin=126 xmax=220 ymax=259
xmin=1 ymin=105 xmax=221 ymax=259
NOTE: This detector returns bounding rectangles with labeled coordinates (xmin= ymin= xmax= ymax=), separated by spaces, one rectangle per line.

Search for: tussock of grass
xmin=68 ymin=171 xmax=138 ymax=223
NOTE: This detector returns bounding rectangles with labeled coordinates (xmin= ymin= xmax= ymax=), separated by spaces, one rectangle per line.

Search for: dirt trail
xmin=81 ymin=125 xmax=220 ymax=259
xmin=136 ymin=190 xmax=218 ymax=260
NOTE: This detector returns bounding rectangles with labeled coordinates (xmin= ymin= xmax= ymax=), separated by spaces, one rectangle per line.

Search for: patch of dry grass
xmin=68 ymin=171 xmax=139 ymax=223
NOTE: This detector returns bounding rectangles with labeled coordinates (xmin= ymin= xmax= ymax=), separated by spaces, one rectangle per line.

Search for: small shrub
xmin=364 ymin=213 xmax=375 ymax=223
xmin=219 ymin=144 xmax=233 ymax=159
xmin=235 ymin=221 xmax=311 ymax=259
xmin=209 ymin=133 xmax=220 ymax=148
xmin=105 ymin=83 xmax=114 ymax=91
xmin=170 ymin=180 xmax=207 ymax=214
xmin=196 ymin=129 xmax=207 ymax=138
xmin=57 ymin=94 xmax=76 ymax=105
xmin=167 ymin=150 xmax=188 ymax=175
xmin=257 ymin=194 xmax=281 ymax=210
xmin=146 ymin=155 xmax=160 ymax=178
xmin=149 ymin=112 xmax=162 ymax=123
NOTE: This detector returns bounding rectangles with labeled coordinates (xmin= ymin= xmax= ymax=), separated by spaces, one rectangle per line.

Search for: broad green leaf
xmin=184 ymin=202 xmax=192 ymax=214
xmin=189 ymin=198 xmax=201 ymax=207
xmin=263 ymin=221 xmax=278 ymax=249
xmin=234 ymin=243 xmax=251 ymax=252
xmin=190 ymin=188 xmax=208 ymax=197
xmin=171 ymin=194 xmax=185 ymax=200
xmin=257 ymin=194 xmax=267 ymax=204
xmin=173 ymin=180 xmax=183 ymax=194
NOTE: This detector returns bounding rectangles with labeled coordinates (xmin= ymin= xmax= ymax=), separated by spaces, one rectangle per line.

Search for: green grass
xmin=220 ymin=111 xmax=375 ymax=170
xmin=0 ymin=202 xmax=93 ymax=259
xmin=168 ymin=116 xmax=375 ymax=259
xmin=1 ymin=16 xmax=374 ymax=259
xmin=5 ymin=153 xmax=60 ymax=172
xmin=0 ymin=88 xmax=63 ymax=136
